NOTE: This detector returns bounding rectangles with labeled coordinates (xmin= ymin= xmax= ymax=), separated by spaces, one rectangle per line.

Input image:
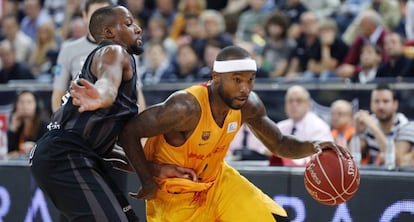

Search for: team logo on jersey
xmin=201 ymin=131 xmax=210 ymax=141
xmin=227 ymin=122 xmax=238 ymax=133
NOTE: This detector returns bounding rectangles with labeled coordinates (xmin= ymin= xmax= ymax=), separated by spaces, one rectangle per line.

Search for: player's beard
xmin=131 ymin=45 xmax=144 ymax=55
xmin=217 ymin=83 xmax=244 ymax=110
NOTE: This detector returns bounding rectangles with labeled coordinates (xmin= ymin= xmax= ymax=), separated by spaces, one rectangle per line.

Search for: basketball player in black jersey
xmin=29 ymin=6 xmax=161 ymax=222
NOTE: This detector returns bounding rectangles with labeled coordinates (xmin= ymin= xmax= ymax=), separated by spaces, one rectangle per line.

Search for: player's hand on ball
xmin=313 ymin=141 xmax=351 ymax=158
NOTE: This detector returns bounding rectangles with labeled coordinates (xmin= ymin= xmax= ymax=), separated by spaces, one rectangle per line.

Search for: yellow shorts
xmin=146 ymin=163 xmax=287 ymax=222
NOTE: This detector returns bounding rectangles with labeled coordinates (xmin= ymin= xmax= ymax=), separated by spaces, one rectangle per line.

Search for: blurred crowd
xmin=0 ymin=0 xmax=414 ymax=84
xmin=0 ymin=0 xmax=413 ymax=167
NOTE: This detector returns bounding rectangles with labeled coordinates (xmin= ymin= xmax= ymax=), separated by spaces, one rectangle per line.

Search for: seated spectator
xmin=279 ymin=0 xmax=308 ymax=40
xmin=261 ymin=11 xmax=296 ymax=78
xmin=270 ymin=85 xmax=333 ymax=166
xmin=20 ymin=0 xmax=53 ymax=41
xmin=169 ymin=44 xmax=202 ymax=82
xmin=342 ymin=0 xmax=400 ymax=45
xmin=354 ymin=84 xmax=409 ymax=165
xmin=351 ymin=44 xmax=383 ymax=83
xmin=286 ymin=11 xmax=320 ymax=81
xmin=301 ymin=0 xmax=339 ymax=20
xmin=331 ymin=0 xmax=370 ymax=35
xmin=307 ymin=18 xmax=349 ymax=81
xmin=337 ymin=9 xmax=389 ymax=79
xmin=151 ymin=0 xmax=177 ymax=28
xmin=0 ymin=40 xmax=34 ymax=83
xmin=28 ymin=22 xmax=60 ymax=76
xmin=195 ymin=10 xmax=233 ymax=60
xmin=198 ymin=40 xmax=222 ymax=79
xmin=140 ymin=41 xmax=175 ymax=85
xmin=169 ymin=0 xmax=206 ymax=40
xmin=144 ymin=16 xmax=177 ymax=61
xmin=228 ymin=124 xmax=270 ymax=161
xmin=7 ymin=90 xmax=48 ymax=158
xmin=235 ymin=0 xmax=269 ymax=42
xmin=1 ymin=14 xmax=34 ymax=64
xmin=394 ymin=121 xmax=414 ymax=167
xmin=377 ymin=32 xmax=414 ymax=78
xmin=330 ymin=99 xmax=356 ymax=149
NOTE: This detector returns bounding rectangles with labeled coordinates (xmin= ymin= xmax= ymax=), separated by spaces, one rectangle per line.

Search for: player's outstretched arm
xmin=242 ymin=92 xmax=350 ymax=159
xmin=71 ymin=46 xmax=131 ymax=112
xmin=119 ymin=91 xmax=199 ymax=199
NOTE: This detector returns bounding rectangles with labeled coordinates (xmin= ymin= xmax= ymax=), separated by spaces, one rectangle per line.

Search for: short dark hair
xmin=83 ymin=0 xmax=113 ymax=13
xmin=375 ymin=83 xmax=399 ymax=101
xmin=89 ymin=5 xmax=117 ymax=42
xmin=215 ymin=45 xmax=251 ymax=61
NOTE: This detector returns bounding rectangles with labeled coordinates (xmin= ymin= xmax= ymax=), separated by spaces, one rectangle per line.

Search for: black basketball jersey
xmin=50 ymin=42 xmax=139 ymax=156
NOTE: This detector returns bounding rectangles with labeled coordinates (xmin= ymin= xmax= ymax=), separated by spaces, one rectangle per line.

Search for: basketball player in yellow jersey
xmin=118 ymin=46 xmax=351 ymax=221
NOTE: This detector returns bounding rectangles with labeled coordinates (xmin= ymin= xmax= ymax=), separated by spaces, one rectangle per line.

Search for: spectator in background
xmin=395 ymin=121 xmax=414 ymax=167
xmin=1 ymin=14 xmax=34 ymax=64
xmin=51 ymin=0 xmax=114 ymax=112
xmin=124 ymin=0 xmax=153 ymax=30
xmin=279 ymin=0 xmax=308 ymax=40
xmin=0 ymin=40 xmax=34 ymax=83
xmin=58 ymin=0 xmax=82 ymax=40
xmin=331 ymin=0 xmax=371 ymax=35
xmin=342 ymin=0 xmax=400 ymax=45
xmin=351 ymin=44 xmax=383 ymax=83
xmin=377 ymin=32 xmax=414 ymax=79
xmin=337 ymin=9 xmax=389 ymax=80
xmin=7 ymin=90 xmax=48 ymax=158
xmin=195 ymin=10 xmax=234 ymax=60
xmin=279 ymin=0 xmax=308 ymax=25
xmin=308 ymin=18 xmax=349 ymax=81
xmin=286 ymin=11 xmax=320 ymax=81
xmin=405 ymin=0 xmax=414 ymax=43
xmin=228 ymin=124 xmax=270 ymax=161
xmin=169 ymin=0 xmax=206 ymax=40
xmin=20 ymin=0 xmax=52 ymax=41
xmin=28 ymin=22 xmax=59 ymax=76
xmin=176 ymin=13 xmax=204 ymax=52
xmin=302 ymin=0 xmax=340 ymax=20
xmin=144 ymin=16 xmax=177 ymax=61
xmin=169 ymin=44 xmax=202 ymax=82
xmin=140 ymin=41 xmax=174 ymax=85
xmin=269 ymin=85 xmax=333 ymax=166
xmin=66 ymin=16 xmax=88 ymax=41
xmin=236 ymin=0 xmax=269 ymax=42
xmin=330 ymin=99 xmax=356 ymax=149
xmin=198 ymin=40 xmax=222 ymax=78
xmin=354 ymin=84 xmax=408 ymax=165
xmin=261 ymin=11 xmax=296 ymax=78
xmin=151 ymin=0 xmax=177 ymax=29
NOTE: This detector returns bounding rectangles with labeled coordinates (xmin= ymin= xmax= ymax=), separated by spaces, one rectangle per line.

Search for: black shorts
xmin=30 ymin=130 xmax=138 ymax=222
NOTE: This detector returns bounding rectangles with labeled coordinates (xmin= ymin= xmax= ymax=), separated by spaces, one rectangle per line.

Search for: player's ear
xmin=103 ymin=27 xmax=116 ymax=38
xmin=211 ymin=72 xmax=220 ymax=82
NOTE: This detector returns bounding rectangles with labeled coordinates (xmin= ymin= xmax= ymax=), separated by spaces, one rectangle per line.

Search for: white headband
xmin=213 ymin=58 xmax=257 ymax=73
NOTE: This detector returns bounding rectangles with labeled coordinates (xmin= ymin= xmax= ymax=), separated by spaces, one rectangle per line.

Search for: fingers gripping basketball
xmin=304 ymin=149 xmax=360 ymax=205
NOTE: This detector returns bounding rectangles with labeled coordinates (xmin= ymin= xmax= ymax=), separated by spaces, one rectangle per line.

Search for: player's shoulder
xmin=164 ymin=89 xmax=200 ymax=113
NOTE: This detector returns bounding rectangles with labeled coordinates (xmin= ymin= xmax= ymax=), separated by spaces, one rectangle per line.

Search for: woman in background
xmin=7 ymin=90 xmax=48 ymax=157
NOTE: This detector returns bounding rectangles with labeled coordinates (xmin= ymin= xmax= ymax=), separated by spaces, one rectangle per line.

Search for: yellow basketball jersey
xmin=144 ymin=84 xmax=241 ymax=189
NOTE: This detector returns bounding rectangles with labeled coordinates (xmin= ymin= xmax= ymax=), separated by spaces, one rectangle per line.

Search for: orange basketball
xmin=304 ymin=149 xmax=360 ymax=205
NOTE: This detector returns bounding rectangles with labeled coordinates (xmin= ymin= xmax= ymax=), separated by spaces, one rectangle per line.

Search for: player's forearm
xmin=270 ymin=135 xmax=318 ymax=159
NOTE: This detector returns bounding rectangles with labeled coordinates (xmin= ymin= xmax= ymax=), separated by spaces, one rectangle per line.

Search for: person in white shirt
xmin=270 ymin=85 xmax=333 ymax=166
